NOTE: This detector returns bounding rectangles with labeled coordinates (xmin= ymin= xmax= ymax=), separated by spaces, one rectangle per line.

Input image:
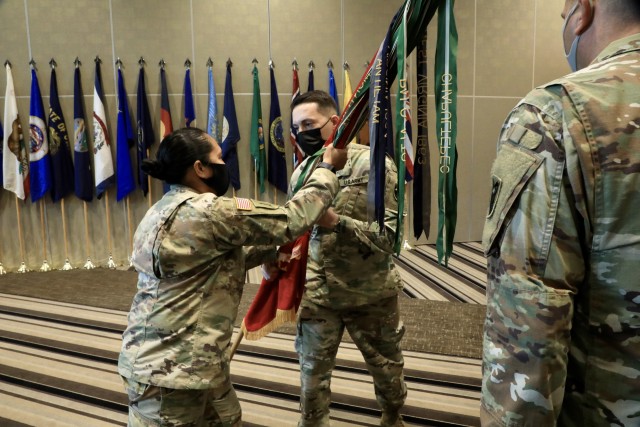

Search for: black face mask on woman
xmin=296 ymin=117 xmax=332 ymax=156
xmin=201 ymin=162 xmax=230 ymax=196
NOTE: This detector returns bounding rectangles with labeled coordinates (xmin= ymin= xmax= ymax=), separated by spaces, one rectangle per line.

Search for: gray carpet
xmin=0 ymin=269 xmax=484 ymax=358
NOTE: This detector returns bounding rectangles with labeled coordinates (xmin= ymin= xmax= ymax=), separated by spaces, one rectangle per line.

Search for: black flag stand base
xmin=40 ymin=260 xmax=52 ymax=272
xmin=17 ymin=262 xmax=28 ymax=273
xmin=83 ymin=258 xmax=96 ymax=270
xmin=62 ymin=258 xmax=74 ymax=271
xmin=107 ymin=255 xmax=117 ymax=269
xmin=0 ymin=263 xmax=5 ymax=275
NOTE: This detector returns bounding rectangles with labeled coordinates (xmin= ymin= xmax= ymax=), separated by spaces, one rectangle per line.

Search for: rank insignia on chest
xmin=235 ymin=198 xmax=254 ymax=211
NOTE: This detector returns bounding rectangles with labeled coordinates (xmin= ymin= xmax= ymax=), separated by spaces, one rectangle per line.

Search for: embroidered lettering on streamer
xmin=235 ymin=198 xmax=254 ymax=211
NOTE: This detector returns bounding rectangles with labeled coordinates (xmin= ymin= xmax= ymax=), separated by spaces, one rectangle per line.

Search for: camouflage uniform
xmin=481 ymin=35 xmax=640 ymax=426
xmin=118 ymin=168 xmax=339 ymax=426
xmin=290 ymin=144 xmax=406 ymax=426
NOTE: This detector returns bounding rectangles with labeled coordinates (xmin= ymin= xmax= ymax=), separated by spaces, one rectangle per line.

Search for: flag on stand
xmin=29 ymin=66 xmax=52 ymax=202
xmin=0 ymin=119 xmax=3 ymax=186
xmin=3 ymin=63 xmax=29 ymax=199
xmin=93 ymin=59 xmax=115 ymax=199
xmin=414 ymin=32 xmax=431 ymax=239
xmin=48 ymin=67 xmax=75 ymax=202
xmin=207 ymin=63 xmax=219 ymax=140
xmin=249 ymin=64 xmax=266 ymax=195
xmin=183 ymin=66 xmax=196 ymax=128
xmin=307 ymin=62 xmax=314 ymax=92
xmin=73 ymin=64 xmax=93 ymax=202
xmin=159 ymin=65 xmax=173 ymax=194
xmin=116 ymin=67 xmax=136 ymax=201
xmin=267 ymin=66 xmax=288 ymax=194
xmin=290 ymin=64 xmax=303 ymax=169
xmin=221 ymin=61 xmax=241 ymax=190
xmin=328 ymin=66 xmax=339 ymax=113
xmin=434 ymin=0 xmax=458 ymax=265
xmin=136 ymin=66 xmax=155 ymax=197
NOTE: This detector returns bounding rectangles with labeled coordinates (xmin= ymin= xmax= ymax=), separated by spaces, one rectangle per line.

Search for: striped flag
xmin=290 ymin=65 xmax=303 ymax=169
xmin=3 ymin=63 xmax=29 ymax=199
xmin=221 ymin=62 xmax=241 ymax=190
xmin=48 ymin=67 xmax=75 ymax=202
xmin=92 ymin=59 xmax=114 ymax=200
xmin=116 ymin=68 xmax=135 ymax=201
xmin=207 ymin=64 xmax=219 ymax=140
xmin=136 ymin=66 xmax=154 ymax=197
xmin=183 ymin=67 xmax=196 ymax=128
xmin=29 ymin=67 xmax=52 ymax=202
xmin=328 ymin=66 xmax=339 ymax=113
xmin=434 ymin=0 xmax=458 ymax=265
xmin=73 ymin=64 xmax=93 ymax=202
xmin=267 ymin=66 xmax=288 ymax=194
xmin=159 ymin=66 xmax=173 ymax=194
xmin=250 ymin=64 xmax=266 ymax=195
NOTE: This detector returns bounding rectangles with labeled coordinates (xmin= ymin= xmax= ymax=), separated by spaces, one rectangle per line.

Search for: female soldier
xmin=118 ymin=127 xmax=345 ymax=426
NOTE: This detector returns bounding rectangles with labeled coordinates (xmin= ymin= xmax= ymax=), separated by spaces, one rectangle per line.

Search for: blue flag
xmin=267 ymin=67 xmax=288 ymax=194
xmin=73 ymin=65 xmax=93 ymax=202
xmin=207 ymin=66 xmax=219 ymax=140
xmin=48 ymin=67 xmax=75 ymax=202
xmin=136 ymin=67 xmax=154 ymax=197
xmin=307 ymin=66 xmax=314 ymax=92
xmin=221 ymin=63 xmax=241 ymax=190
xmin=116 ymin=68 xmax=135 ymax=201
xmin=328 ymin=67 xmax=339 ymax=113
xmin=184 ymin=68 xmax=196 ymax=127
xmin=29 ymin=68 xmax=52 ymax=202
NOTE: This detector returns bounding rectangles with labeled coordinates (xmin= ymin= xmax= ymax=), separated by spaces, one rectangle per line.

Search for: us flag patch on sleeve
xmin=235 ymin=197 xmax=254 ymax=211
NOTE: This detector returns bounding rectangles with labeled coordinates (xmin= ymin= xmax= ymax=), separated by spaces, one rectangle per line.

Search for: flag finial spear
xmin=49 ymin=58 xmax=57 ymax=69
xmin=269 ymin=59 xmax=274 ymax=69
xmin=327 ymin=60 xmax=333 ymax=69
xmin=184 ymin=58 xmax=191 ymax=68
xmin=252 ymin=58 xmax=259 ymax=65
xmin=115 ymin=57 xmax=123 ymax=69
xmin=292 ymin=58 xmax=298 ymax=70
xmin=226 ymin=58 xmax=233 ymax=68
xmin=94 ymin=55 xmax=102 ymax=65
xmin=206 ymin=57 xmax=213 ymax=68
xmin=4 ymin=60 xmax=12 ymax=68
xmin=138 ymin=56 xmax=146 ymax=68
xmin=344 ymin=61 xmax=350 ymax=71
xmin=159 ymin=58 xmax=166 ymax=69
xmin=29 ymin=58 xmax=36 ymax=70
xmin=308 ymin=60 xmax=315 ymax=70
xmin=74 ymin=57 xmax=81 ymax=68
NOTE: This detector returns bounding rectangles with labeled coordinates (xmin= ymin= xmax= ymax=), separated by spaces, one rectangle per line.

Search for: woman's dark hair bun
xmin=141 ymin=159 xmax=166 ymax=180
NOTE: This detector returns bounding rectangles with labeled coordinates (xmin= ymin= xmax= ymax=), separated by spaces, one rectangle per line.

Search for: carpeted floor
xmin=0 ymin=269 xmax=484 ymax=358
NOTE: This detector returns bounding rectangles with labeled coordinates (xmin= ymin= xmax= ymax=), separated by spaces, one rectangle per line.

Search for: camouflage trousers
xmin=122 ymin=376 xmax=241 ymax=426
xmin=295 ymin=295 xmax=407 ymax=427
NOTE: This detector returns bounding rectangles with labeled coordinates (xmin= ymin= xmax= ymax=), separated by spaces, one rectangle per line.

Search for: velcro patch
xmin=235 ymin=197 xmax=254 ymax=211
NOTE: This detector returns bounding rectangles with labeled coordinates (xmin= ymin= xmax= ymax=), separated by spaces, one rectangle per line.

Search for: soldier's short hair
xmin=142 ymin=128 xmax=211 ymax=184
xmin=606 ymin=0 xmax=640 ymax=21
xmin=291 ymin=90 xmax=338 ymax=116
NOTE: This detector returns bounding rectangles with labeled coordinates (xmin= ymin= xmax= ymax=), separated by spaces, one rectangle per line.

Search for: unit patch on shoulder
xmin=235 ymin=197 xmax=254 ymax=211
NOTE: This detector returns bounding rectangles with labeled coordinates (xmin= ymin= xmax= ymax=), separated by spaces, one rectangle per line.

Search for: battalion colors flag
xmin=207 ymin=65 xmax=219 ymax=140
xmin=29 ymin=67 xmax=52 ymax=202
xmin=434 ymin=0 xmax=458 ymax=266
xmin=3 ymin=63 xmax=29 ymax=199
xmin=267 ymin=67 xmax=288 ymax=194
xmin=136 ymin=66 xmax=155 ymax=196
xmin=290 ymin=66 xmax=303 ymax=168
xmin=92 ymin=59 xmax=114 ymax=199
xmin=250 ymin=64 xmax=266 ymax=195
xmin=183 ymin=67 xmax=196 ymax=128
xmin=221 ymin=62 xmax=241 ymax=190
xmin=73 ymin=65 xmax=93 ymax=202
xmin=328 ymin=67 xmax=339 ymax=113
xmin=414 ymin=31 xmax=431 ymax=239
xmin=116 ymin=68 xmax=136 ymax=201
xmin=48 ymin=67 xmax=75 ymax=202
xmin=159 ymin=67 xmax=173 ymax=194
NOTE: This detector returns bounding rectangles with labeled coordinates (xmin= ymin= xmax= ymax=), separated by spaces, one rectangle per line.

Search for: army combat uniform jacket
xmin=290 ymin=143 xmax=403 ymax=310
xmin=481 ymin=35 xmax=640 ymax=426
xmin=118 ymin=169 xmax=338 ymax=390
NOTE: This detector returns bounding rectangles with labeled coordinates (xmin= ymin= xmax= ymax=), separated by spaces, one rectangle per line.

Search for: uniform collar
xmin=594 ymin=33 xmax=640 ymax=64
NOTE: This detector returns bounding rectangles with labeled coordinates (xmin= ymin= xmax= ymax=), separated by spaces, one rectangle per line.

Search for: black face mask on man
xmin=201 ymin=162 xmax=230 ymax=196
xmin=296 ymin=117 xmax=332 ymax=156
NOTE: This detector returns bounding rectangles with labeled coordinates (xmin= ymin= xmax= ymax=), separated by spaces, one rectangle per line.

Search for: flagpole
xmin=254 ymin=160 xmax=258 ymax=200
xmin=146 ymin=149 xmax=152 ymax=208
xmin=126 ymin=197 xmax=134 ymax=259
xmin=229 ymin=329 xmax=244 ymax=360
xmin=39 ymin=200 xmax=51 ymax=271
xmin=60 ymin=198 xmax=73 ymax=270
xmin=14 ymin=197 xmax=26 ymax=272
xmin=82 ymin=201 xmax=95 ymax=269
xmin=105 ymin=191 xmax=115 ymax=268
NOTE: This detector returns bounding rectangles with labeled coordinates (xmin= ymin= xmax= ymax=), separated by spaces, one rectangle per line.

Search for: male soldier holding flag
xmin=481 ymin=1 xmax=640 ymax=425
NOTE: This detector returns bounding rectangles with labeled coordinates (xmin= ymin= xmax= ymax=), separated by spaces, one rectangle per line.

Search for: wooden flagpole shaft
xmin=61 ymin=198 xmax=69 ymax=259
xmin=229 ymin=328 xmax=244 ymax=360
xmin=105 ymin=191 xmax=113 ymax=254
xmin=14 ymin=197 xmax=25 ymax=261
xmin=254 ymin=162 xmax=258 ymax=200
xmin=126 ymin=197 xmax=133 ymax=252
xmin=146 ymin=148 xmax=152 ymax=208
xmin=232 ymin=188 xmax=236 ymax=198
xmin=40 ymin=199 xmax=47 ymax=261
xmin=83 ymin=201 xmax=91 ymax=257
